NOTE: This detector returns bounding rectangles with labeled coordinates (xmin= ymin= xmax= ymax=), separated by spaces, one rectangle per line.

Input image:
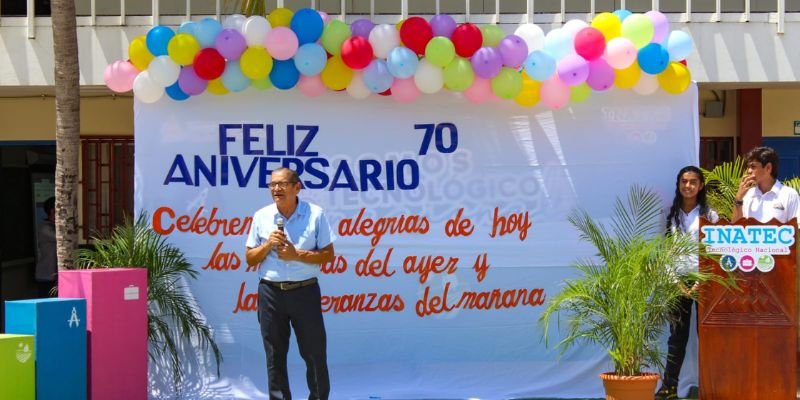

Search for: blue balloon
xmin=387 ymin=47 xmax=419 ymax=79
xmin=221 ymin=61 xmax=251 ymax=92
xmin=146 ymin=25 xmax=175 ymax=56
xmin=613 ymin=9 xmax=633 ymax=21
xmin=270 ymin=60 xmax=300 ymax=90
xmin=195 ymin=18 xmax=223 ymax=48
xmin=294 ymin=43 xmax=327 ymax=76
xmin=637 ymin=43 xmax=670 ymax=75
xmin=665 ymin=30 xmax=694 ymax=61
xmin=177 ymin=21 xmax=196 ymax=36
xmin=362 ymin=60 xmax=393 ymax=93
xmin=543 ymin=28 xmax=573 ymax=61
xmin=165 ymin=81 xmax=190 ymax=101
xmin=290 ymin=8 xmax=324 ymax=45
xmin=524 ymin=50 xmax=556 ymax=81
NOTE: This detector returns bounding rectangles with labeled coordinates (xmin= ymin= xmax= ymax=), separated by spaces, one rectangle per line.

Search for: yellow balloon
xmin=396 ymin=19 xmax=405 ymax=31
xmin=591 ymin=12 xmax=622 ymax=41
xmin=514 ymin=78 xmax=541 ymax=107
xmin=167 ymin=33 xmax=200 ymax=66
xmin=321 ymin=56 xmax=353 ymax=91
xmin=240 ymin=47 xmax=273 ymax=80
xmin=208 ymin=78 xmax=229 ymax=95
xmin=129 ymin=36 xmax=154 ymax=71
xmin=268 ymin=8 xmax=294 ymax=28
xmin=615 ymin=62 xmax=641 ymax=89
xmin=658 ymin=62 xmax=691 ymax=94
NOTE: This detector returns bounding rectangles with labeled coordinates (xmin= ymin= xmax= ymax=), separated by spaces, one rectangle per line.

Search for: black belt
xmin=260 ymin=277 xmax=317 ymax=291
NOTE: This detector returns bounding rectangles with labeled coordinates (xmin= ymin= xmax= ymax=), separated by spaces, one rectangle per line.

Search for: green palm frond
xmin=540 ymin=186 xmax=727 ymax=376
xmin=702 ymin=157 xmax=746 ymax=221
xmin=76 ymin=213 xmax=222 ymax=392
xmin=784 ymin=177 xmax=800 ymax=192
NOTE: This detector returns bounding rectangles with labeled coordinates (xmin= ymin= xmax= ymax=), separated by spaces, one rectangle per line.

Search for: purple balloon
xmin=470 ymin=47 xmax=503 ymax=79
xmin=586 ymin=59 xmax=615 ymax=91
xmin=557 ymin=54 xmax=589 ymax=86
xmin=498 ymin=35 xmax=528 ymax=68
xmin=351 ymin=19 xmax=375 ymax=38
xmin=430 ymin=14 xmax=457 ymax=38
xmin=178 ymin=67 xmax=208 ymax=95
xmin=215 ymin=28 xmax=247 ymax=60
xmin=646 ymin=11 xmax=669 ymax=43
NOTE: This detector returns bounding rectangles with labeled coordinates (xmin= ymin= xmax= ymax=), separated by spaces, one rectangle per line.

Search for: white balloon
xmin=147 ymin=56 xmax=180 ymax=87
xmin=223 ymin=14 xmax=246 ymax=31
xmin=414 ymin=59 xmax=444 ymax=94
xmin=368 ymin=24 xmax=400 ymax=59
xmin=346 ymin=72 xmax=371 ymax=99
xmin=514 ymin=24 xmax=545 ymax=53
xmin=632 ymin=72 xmax=659 ymax=95
xmin=563 ymin=19 xmax=589 ymax=36
xmin=133 ymin=71 xmax=164 ymax=103
xmin=243 ymin=16 xmax=272 ymax=46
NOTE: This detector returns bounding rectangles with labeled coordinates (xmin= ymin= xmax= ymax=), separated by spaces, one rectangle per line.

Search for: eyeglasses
xmin=268 ymin=181 xmax=298 ymax=189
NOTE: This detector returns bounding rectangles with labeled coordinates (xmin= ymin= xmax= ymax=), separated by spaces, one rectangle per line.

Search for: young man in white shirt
xmin=733 ymin=146 xmax=800 ymax=223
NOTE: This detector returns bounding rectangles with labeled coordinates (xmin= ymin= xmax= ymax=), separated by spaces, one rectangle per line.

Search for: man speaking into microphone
xmin=246 ymin=167 xmax=337 ymax=400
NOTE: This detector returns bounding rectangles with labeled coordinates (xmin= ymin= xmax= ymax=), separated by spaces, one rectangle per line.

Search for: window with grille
xmin=699 ymin=137 xmax=734 ymax=171
xmin=81 ymin=137 xmax=134 ymax=240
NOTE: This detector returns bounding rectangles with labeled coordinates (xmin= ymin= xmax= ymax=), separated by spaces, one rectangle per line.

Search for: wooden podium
xmin=699 ymin=218 xmax=797 ymax=400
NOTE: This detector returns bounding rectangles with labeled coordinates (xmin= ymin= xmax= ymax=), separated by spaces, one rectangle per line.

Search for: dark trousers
xmin=258 ymin=281 xmax=329 ymax=400
xmin=663 ymin=296 xmax=697 ymax=388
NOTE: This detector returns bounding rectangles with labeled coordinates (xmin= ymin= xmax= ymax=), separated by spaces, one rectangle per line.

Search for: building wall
xmin=763 ymin=89 xmax=800 ymax=137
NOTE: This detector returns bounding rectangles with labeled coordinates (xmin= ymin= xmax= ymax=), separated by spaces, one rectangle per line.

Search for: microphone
xmin=276 ymin=218 xmax=284 ymax=232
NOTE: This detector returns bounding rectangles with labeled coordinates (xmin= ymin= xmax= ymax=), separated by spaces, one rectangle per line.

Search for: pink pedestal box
xmin=59 ymin=268 xmax=148 ymax=400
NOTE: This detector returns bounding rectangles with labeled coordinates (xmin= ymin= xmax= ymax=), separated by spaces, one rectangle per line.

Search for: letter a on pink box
xmin=59 ymin=268 xmax=148 ymax=400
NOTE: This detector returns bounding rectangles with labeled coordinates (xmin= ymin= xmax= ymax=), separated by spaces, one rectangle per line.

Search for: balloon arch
xmin=105 ymin=8 xmax=695 ymax=110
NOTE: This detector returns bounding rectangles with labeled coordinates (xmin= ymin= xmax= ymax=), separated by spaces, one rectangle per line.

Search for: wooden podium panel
xmin=699 ymin=219 xmax=797 ymax=400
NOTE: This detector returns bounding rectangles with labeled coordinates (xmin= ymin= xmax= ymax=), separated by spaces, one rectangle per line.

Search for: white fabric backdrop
xmin=135 ymin=85 xmax=700 ymax=399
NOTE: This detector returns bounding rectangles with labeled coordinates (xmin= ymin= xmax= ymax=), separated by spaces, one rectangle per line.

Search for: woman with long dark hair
xmin=656 ymin=166 xmax=719 ymax=400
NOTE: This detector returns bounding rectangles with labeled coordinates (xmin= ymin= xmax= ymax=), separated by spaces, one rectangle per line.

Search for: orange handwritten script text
xmin=321 ymin=292 xmax=405 ymax=313
xmin=402 ymin=254 xmax=458 ymax=284
xmin=232 ymin=281 xmax=405 ymax=314
xmin=153 ymin=206 xmax=252 ymax=236
xmin=338 ymin=208 xmax=430 ymax=246
xmin=489 ymin=207 xmax=532 ymax=241
xmin=444 ymin=208 xmax=474 ymax=237
xmin=355 ymin=247 xmax=396 ymax=277
xmin=321 ymin=255 xmax=348 ymax=274
xmin=416 ymin=282 xmax=546 ymax=317
xmin=204 ymin=241 xmax=242 ymax=271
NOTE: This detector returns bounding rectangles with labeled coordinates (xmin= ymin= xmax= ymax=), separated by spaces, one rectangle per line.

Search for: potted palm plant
xmin=76 ymin=213 xmax=221 ymax=393
xmin=539 ymin=186 xmax=726 ymax=400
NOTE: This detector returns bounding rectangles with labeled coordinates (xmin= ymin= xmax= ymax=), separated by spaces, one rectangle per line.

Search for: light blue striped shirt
xmin=246 ymin=199 xmax=337 ymax=282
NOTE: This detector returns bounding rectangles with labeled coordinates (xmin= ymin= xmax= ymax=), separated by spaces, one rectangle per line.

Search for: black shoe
xmin=687 ymin=385 xmax=699 ymax=399
xmin=655 ymin=385 xmax=678 ymax=400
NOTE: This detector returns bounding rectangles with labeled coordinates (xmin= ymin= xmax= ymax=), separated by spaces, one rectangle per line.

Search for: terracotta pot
xmin=599 ymin=372 xmax=660 ymax=400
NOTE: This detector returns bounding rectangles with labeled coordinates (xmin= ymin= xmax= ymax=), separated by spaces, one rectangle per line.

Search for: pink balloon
xmin=264 ymin=27 xmax=299 ymax=60
xmin=463 ymin=77 xmax=493 ymax=104
xmin=557 ymin=54 xmax=589 ymax=86
xmin=605 ymin=37 xmax=637 ymax=69
xmin=318 ymin=10 xmax=331 ymax=24
xmin=646 ymin=11 xmax=669 ymax=43
xmin=586 ymin=59 xmax=614 ymax=91
xmin=541 ymin=76 xmax=570 ymax=109
xmin=104 ymin=60 xmax=139 ymax=93
xmin=574 ymin=27 xmax=605 ymax=61
xmin=297 ymin=75 xmax=326 ymax=97
xmin=391 ymin=78 xmax=420 ymax=103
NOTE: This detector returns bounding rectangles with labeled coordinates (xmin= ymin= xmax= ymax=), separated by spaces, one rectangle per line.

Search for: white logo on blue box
xmin=68 ymin=307 xmax=81 ymax=328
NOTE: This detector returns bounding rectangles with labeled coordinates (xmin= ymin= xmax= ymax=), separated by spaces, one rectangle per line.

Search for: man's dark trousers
xmin=258 ymin=280 xmax=329 ymax=400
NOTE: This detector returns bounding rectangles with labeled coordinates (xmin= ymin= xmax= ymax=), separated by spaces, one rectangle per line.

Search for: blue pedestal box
xmin=5 ymin=298 xmax=87 ymax=400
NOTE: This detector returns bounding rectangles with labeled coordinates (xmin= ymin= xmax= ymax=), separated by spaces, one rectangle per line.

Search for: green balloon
xmin=621 ymin=14 xmax=654 ymax=49
xmin=425 ymin=37 xmax=456 ymax=68
xmin=443 ymin=57 xmax=475 ymax=91
xmin=252 ymin=78 xmax=273 ymax=90
xmin=491 ymin=67 xmax=523 ymax=99
xmin=481 ymin=25 xmax=505 ymax=47
xmin=321 ymin=20 xmax=351 ymax=55
xmin=570 ymin=83 xmax=591 ymax=103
